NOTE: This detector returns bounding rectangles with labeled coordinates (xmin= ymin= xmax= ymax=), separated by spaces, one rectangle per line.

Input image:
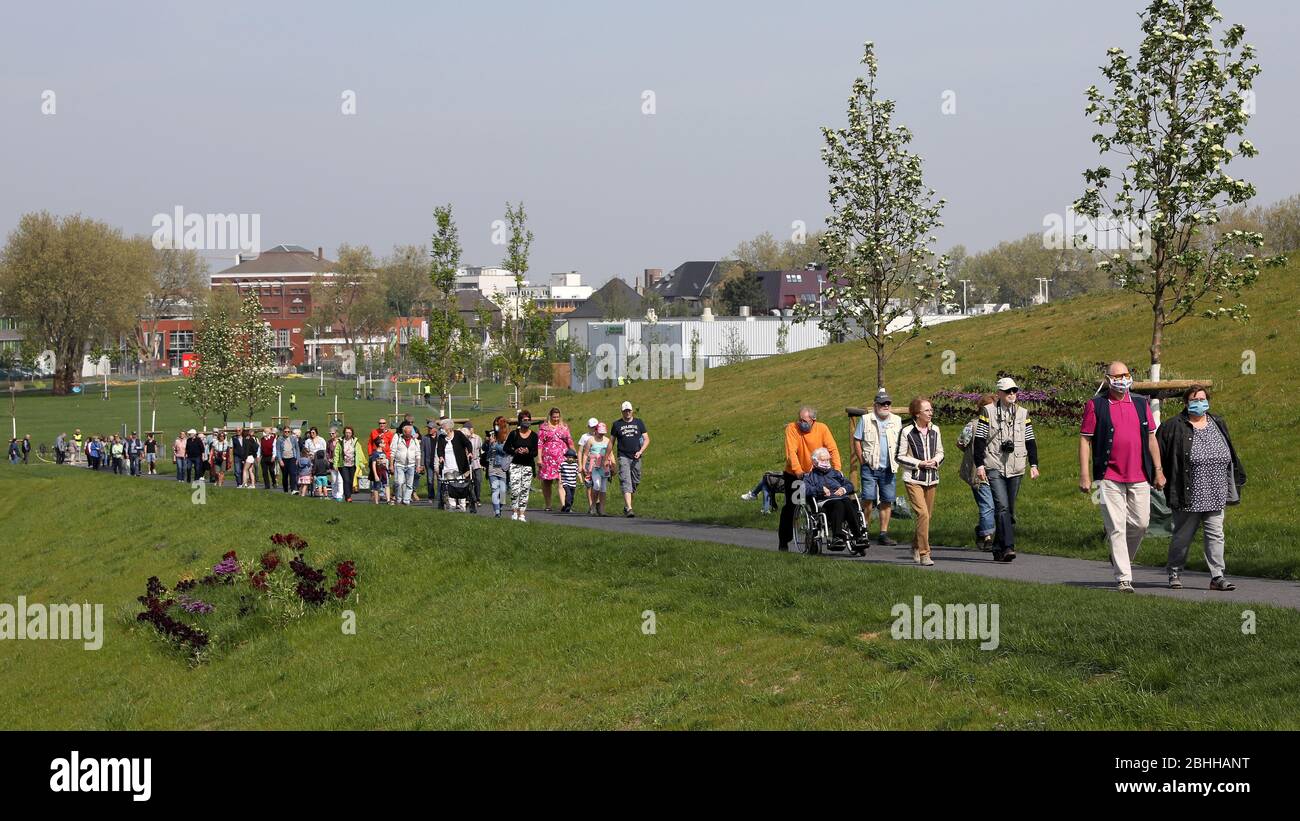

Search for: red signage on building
xmin=181 ymin=352 xmax=199 ymax=377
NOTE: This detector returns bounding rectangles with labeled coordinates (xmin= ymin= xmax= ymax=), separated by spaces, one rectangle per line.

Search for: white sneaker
xmin=1117 ymin=580 xmax=1135 ymax=593
xmin=741 ymin=492 xmax=755 ymax=501
xmin=511 ymin=511 xmax=519 ymax=520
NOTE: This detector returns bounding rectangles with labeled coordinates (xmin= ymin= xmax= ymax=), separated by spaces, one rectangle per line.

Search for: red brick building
xmin=211 ymin=244 xmax=337 ymax=368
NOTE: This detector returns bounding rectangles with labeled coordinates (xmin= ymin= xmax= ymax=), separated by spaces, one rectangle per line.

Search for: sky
xmin=2 ymin=1 xmax=1297 ymax=288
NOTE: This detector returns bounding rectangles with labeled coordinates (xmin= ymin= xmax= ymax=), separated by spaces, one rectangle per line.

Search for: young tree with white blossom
xmin=796 ymin=41 xmax=951 ymax=389
xmin=1074 ymin=0 xmax=1286 ymax=379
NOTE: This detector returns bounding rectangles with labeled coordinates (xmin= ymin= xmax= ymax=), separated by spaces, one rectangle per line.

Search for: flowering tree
xmin=795 ymin=41 xmax=951 ymax=389
xmin=231 ymin=293 xmax=277 ymax=421
xmin=407 ymin=204 xmax=473 ymax=416
xmin=1074 ymin=0 xmax=1286 ymax=375
xmin=177 ymin=301 xmax=237 ymax=428
xmin=490 ymin=202 xmax=551 ymax=407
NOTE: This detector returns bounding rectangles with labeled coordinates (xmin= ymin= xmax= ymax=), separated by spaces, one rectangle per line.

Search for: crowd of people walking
xmin=37 ymin=402 xmax=652 ymax=523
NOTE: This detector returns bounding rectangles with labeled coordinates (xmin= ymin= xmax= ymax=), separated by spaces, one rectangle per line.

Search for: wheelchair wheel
xmin=795 ymin=510 xmax=820 ymax=555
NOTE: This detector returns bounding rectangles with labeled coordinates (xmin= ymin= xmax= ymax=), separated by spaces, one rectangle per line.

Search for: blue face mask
xmin=1187 ymin=399 xmax=1209 ymax=416
xmin=1109 ymin=377 xmax=1132 ymax=394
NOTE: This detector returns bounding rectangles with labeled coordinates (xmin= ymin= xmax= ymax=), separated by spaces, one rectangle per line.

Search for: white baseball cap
xmin=620 ymin=401 xmax=634 ymax=411
xmin=587 ymin=417 xmax=599 ymax=428
xmin=996 ymin=377 xmax=1019 ymax=392
xmin=187 ymin=428 xmax=196 ymax=435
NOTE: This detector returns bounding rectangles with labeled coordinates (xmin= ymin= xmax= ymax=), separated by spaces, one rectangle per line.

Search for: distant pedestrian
xmin=173 ymin=431 xmax=187 ymax=480
xmin=537 ymin=408 xmax=574 ymax=512
xmin=126 ymin=432 xmax=143 ymax=476
xmin=144 ymin=433 xmax=158 ymax=475
xmin=21 ymin=434 xmax=31 ymax=464
xmin=505 ymin=409 xmax=538 ymax=521
xmin=611 ymin=400 xmax=649 ymax=518
xmin=485 ymin=417 xmax=511 ymax=518
xmin=583 ymin=423 xmax=614 ymax=516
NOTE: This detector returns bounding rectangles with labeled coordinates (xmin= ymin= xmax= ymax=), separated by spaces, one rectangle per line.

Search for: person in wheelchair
xmin=801 ymin=447 xmax=870 ymax=554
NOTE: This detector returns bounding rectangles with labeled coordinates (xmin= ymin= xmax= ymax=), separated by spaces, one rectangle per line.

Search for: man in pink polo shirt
xmin=1078 ymin=361 xmax=1166 ymax=592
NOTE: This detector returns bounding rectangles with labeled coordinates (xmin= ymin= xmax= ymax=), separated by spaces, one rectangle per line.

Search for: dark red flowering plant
xmin=133 ymin=533 xmax=358 ymax=662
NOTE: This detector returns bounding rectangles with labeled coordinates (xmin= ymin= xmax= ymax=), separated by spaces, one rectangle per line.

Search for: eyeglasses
xmin=877 ymin=402 xmax=892 ymax=407
xmin=1004 ymin=388 xmax=1019 ymax=394
xmin=1108 ymin=372 xmax=1130 ymax=379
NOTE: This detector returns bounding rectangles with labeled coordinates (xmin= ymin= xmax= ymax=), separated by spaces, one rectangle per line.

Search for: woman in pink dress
xmin=537 ymin=407 xmax=574 ymax=512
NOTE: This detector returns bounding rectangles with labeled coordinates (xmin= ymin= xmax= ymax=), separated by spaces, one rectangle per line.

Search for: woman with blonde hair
xmin=896 ymin=396 xmax=944 ymax=566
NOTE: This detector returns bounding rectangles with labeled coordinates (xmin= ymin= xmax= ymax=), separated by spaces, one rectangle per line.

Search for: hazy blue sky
xmin=2 ymin=1 xmax=1297 ymax=286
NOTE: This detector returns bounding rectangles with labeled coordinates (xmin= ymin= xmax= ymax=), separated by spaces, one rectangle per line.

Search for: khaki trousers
xmin=1098 ymin=479 xmax=1150 ymax=582
xmin=905 ymin=482 xmax=938 ymax=556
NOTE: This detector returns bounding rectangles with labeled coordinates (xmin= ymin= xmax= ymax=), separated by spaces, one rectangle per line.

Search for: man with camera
xmin=973 ymin=377 xmax=1039 ymax=562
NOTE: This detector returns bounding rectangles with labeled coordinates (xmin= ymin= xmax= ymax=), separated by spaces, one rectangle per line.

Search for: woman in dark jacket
xmin=1156 ymin=384 xmax=1245 ymax=591
xmin=504 ymin=409 xmax=539 ymax=521
xmin=801 ymin=447 xmax=869 ymax=554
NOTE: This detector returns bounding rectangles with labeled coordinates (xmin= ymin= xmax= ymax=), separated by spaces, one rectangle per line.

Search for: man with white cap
xmin=610 ymin=401 xmax=649 ymax=517
xmin=973 ymin=376 xmax=1040 ymax=562
xmin=577 ymin=417 xmax=599 ymax=511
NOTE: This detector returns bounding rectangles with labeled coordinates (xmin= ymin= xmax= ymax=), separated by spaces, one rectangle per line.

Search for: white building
xmin=570 ymin=310 xmax=977 ymax=392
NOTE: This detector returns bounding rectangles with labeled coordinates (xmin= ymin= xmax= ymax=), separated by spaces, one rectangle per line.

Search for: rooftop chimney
xmin=317 ymin=246 xmax=323 ymax=261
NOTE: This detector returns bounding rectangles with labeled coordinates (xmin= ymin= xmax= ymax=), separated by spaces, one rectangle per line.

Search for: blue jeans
xmin=393 ymin=463 xmax=416 ymax=504
xmin=859 ymin=465 xmax=896 ymax=506
xmin=970 ymin=482 xmax=995 ymax=539
xmin=175 ymin=458 xmax=185 ymax=480
xmin=490 ymin=474 xmax=508 ymax=513
xmin=987 ymin=469 xmax=1022 ymax=550
xmin=749 ymin=478 xmax=776 ymax=512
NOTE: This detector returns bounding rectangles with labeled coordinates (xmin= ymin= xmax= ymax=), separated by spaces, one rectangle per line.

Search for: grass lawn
xmin=1 ymin=464 xmax=1299 ymax=729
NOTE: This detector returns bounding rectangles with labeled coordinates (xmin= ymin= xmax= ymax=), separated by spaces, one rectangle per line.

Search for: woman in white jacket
xmin=390 ymin=426 xmax=423 ymax=505
xmin=896 ymin=396 xmax=944 ymax=566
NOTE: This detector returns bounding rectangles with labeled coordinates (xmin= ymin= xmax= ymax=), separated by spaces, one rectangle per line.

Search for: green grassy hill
xmin=552 ymin=261 xmax=1300 ymax=580
xmin=2 ymin=466 xmax=1299 ymax=729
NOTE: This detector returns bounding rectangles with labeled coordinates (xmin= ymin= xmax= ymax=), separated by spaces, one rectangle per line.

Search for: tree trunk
xmin=1150 ymin=303 xmax=1165 ymax=369
xmin=53 ymin=361 xmax=77 ymax=396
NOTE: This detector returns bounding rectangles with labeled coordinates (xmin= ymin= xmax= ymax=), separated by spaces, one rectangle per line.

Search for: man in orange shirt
xmin=779 ymin=405 xmax=840 ymax=551
xmin=368 ymin=417 xmax=395 ymax=462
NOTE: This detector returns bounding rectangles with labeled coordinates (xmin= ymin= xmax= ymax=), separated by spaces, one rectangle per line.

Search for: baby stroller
xmin=796 ymin=493 xmax=871 ymax=556
xmin=440 ymin=472 xmax=477 ymax=513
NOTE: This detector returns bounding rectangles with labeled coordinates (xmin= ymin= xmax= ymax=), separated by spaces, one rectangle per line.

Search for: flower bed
xmin=134 ymin=533 xmax=358 ymax=662
xmin=930 ymin=362 xmax=1115 ymax=428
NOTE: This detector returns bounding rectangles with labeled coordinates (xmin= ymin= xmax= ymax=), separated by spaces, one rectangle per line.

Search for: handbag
xmin=358 ymin=476 xmax=371 ymax=491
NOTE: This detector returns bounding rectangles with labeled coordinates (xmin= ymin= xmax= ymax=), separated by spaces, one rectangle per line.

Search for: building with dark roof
xmin=649 ymin=261 xmax=731 ymax=307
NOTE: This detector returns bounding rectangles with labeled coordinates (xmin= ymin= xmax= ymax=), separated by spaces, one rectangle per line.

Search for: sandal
xmin=1210 ymin=577 xmax=1236 ymax=591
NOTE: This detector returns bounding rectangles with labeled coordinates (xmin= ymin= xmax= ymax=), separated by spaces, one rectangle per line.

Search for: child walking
xmin=559 ymin=448 xmax=579 ymax=513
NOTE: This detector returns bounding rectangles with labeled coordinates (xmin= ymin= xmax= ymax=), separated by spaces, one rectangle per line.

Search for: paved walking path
xmin=84 ymin=465 xmax=1300 ymax=611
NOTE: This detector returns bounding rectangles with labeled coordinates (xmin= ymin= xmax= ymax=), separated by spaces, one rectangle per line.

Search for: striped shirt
xmin=560 ymin=460 xmax=579 ymax=487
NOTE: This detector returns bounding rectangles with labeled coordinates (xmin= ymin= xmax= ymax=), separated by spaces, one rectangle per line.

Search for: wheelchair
xmin=794 ymin=491 xmax=871 ymax=556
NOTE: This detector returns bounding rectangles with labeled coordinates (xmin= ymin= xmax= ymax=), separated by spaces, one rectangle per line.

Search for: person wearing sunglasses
xmin=1079 ymin=361 xmax=1166 ymax=593
xmin=973 ymin=376 xmax=1040 ymax=562
xmin=852 ymin=388 xmax=902 ymax=546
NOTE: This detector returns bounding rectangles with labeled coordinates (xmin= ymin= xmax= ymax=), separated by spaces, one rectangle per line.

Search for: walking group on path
xmin=37 ymin=401 xmax=652 ymax=523
xmin=767 ymin=361 xmax=1244 ymax=593
xmin=19 ymin=362 xmax=1247 ymax=594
